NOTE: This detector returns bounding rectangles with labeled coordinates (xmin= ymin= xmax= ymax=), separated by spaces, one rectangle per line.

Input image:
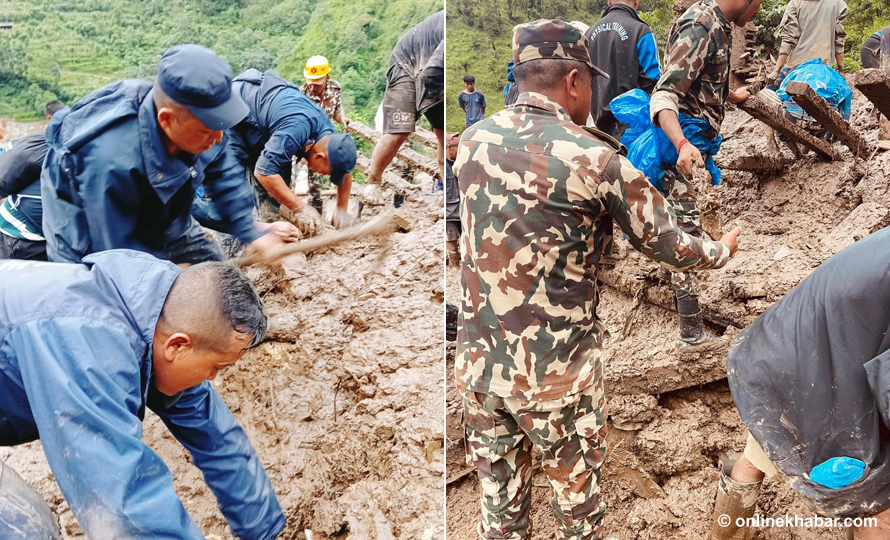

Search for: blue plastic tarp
xmin=777 ymin=58 xmax=853 ymax=121
xmin=610 ymin=89 xmax=723 ymax=190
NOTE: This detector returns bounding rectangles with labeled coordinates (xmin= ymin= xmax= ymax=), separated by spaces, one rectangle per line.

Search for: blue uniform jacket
xmin=230 ymin=69 xmax=334 ymax=177
xmin=0 ymin=250 xmax=285 ymax=539
xmin=40 ymin=80 xmax=263 ymax=263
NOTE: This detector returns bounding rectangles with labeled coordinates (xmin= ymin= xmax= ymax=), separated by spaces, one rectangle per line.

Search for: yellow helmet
xmin=304 ymin=55 xmax=331 ymax=80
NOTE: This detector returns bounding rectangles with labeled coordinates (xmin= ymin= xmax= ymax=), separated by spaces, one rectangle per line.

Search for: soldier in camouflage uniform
xmin=299 ymin=56 xmax=350 ymax=200
xmin=455 ymin=19 xmax=741 ymax=540
xmin=649 ymin=0 xmax=760 ymax=344
xmin=300 ymin=56 xmax=350 ymax=127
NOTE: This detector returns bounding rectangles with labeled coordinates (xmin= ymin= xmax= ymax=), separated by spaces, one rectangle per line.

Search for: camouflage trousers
xmin=659 ymin=167 xmax=704 ymax=300
xmin=462 ymin=380 xmax=608 ymax=540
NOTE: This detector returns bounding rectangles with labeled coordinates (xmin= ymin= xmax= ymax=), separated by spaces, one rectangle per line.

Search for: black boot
xmin=446 ymin=303 xmax=458 ymax=342
xmin=677 ymin=296 xmax=713 ymax=345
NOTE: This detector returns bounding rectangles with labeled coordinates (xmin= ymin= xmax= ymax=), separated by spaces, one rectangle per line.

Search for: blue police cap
xmin=328 ymin=133 xmax=357 ymax=186
xmin=157 ymin=44 xmax=248 ymax=130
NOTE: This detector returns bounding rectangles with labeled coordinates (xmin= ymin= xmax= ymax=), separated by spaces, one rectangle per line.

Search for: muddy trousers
xmin=0 ymin=460 xmax=61 ymax=539
xmin=659 ymin=168 xmax=704 ymax=301
xmin=462 ymin=381 xmax=608 ymax=540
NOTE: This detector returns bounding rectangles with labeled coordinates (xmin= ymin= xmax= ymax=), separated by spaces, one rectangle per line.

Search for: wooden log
xmin=785 ymin=81 xmax=874 ymax=159
xmin=598 ymin=265 xmax=750 ymax=329
xmin=720 ymin=154 xmax=787 ymax=173
xmin=410 ymin=126 xmax=438 ymax=149
xmin=854 ymin=69 xmax=890 ymax=120
xmin=354 ymin=155 xmax=420 ymax=196
xmin=737 ymin=94 xmax=837 ymax=160
xmin=347 ymin=121 xmax=440 ymax=177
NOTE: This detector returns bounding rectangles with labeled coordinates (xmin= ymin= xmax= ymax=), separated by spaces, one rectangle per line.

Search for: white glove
xmin=332 ymin=208 xmax=352 ymax=229
xmin=363 ymin=183 xmax=386 ymax=206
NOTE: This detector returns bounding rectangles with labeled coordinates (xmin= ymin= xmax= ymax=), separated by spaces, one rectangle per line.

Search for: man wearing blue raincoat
xmin=0 ymin=251 xmax=285 ymax=539
xmin=41 ymin=45 xmax=286 ymax=266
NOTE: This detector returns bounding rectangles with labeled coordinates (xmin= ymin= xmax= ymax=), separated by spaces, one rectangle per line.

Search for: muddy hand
xmin=281 ymin=205 xmax=322 ymax=237
xmin=245 ymin=232 xmax=287 ymax=266
xmin=363 ymin=183 xmax=386 ymax=206
xmin=719 ymin=226 xmax=742 ymax=256
xmin=267 ymin=221 xmax=301 ymax=242
xmin=677 ymin=143 xmax=704 ymax=179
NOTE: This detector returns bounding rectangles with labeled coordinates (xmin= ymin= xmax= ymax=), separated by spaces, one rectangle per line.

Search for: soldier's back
xmin=454 ymin=91 xmax=620 ymax=401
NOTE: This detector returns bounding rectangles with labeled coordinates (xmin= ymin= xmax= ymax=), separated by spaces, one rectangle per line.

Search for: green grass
xmin=446 ymin=0 xmax=889 ymax=133
xmin=0 ymin=0 xmax=442 ymax=120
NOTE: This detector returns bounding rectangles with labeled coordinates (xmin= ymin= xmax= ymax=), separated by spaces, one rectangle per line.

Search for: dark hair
xmin=165 ymin=262 xmax=268 ymax=350
xmin=513 ymin=59 xmax=590 ymax=93
xmin=211 ymin=263 xmax=268 ymax=348
xmin=45 ymin=101 xmax=65 ymax=118
xmin=463 ymin=74 xmax=475 ymax=84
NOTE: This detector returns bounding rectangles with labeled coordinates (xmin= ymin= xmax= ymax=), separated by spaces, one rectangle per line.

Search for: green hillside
xmin=0 ymin=0 xmax=442 ymax=120
xmin=446 ymin=0 xmax=889 ymax=133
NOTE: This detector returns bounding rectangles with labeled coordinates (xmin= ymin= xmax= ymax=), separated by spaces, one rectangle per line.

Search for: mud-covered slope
xmin=1 ymin=143 xmax=446 ymax=539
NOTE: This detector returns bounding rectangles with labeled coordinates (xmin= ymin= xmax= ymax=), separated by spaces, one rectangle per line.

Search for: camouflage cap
xmin=512 ymin=19 xmax=609 ymax=79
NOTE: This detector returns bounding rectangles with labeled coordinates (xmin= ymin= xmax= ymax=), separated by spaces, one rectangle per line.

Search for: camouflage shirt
xmin=455 ymin=92 xmax=731 ymax=401
xmin=650 ymin=0 xmax=733 ymax=137
xmin=299 ymin=79 xmax=343 ymax=120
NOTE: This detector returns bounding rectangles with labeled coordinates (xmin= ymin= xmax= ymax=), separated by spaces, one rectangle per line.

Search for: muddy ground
xmin=445 ymin=87 xmax=890 ymax=538
xmin=0 ymin=119 xmax=445 ymax=539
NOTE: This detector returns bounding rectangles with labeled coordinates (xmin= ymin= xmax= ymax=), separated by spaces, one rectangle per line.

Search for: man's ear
xmin=162 ymin=332 xmax=194 ymax=362
xmin=566 ymin=68 xmax=582 ymax=96
xmin=312 ymin=146 xmax=329 ymax=162
xmin=156 ymin=108 xmax=175 ymax=130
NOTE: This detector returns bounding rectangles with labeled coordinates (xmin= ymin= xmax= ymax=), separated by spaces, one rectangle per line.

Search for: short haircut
xmin=463 ymin=74 xmax=475 ymax=84
xmin=44 ymin=101 xmax=65 ymax=118
xmin=513 ymin=59 xmax=591 ymax=93
xmin=158 ymin=262 xmax=268 ymax=352
xmin=152 ymin=83 xmax=189 ymax=116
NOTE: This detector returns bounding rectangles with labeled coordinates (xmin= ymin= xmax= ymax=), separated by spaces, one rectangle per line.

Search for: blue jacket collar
xmin=138 ymin=90 xmax=200 ymax=205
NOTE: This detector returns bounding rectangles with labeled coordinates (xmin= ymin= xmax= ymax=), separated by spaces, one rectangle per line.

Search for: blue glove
xmin=810 ymin=457 xmax=866 ymax=489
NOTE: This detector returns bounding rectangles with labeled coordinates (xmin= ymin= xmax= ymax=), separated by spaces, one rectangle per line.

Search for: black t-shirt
xmin=392 ymin=10 xmax=444 ymax=101
xmin=0 ymin=132 xmax=49 ymax=231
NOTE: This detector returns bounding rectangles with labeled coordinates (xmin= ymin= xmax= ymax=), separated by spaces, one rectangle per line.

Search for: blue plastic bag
xmin=610 ymin=89 xmax=723 ymax=190
xmin=810 ymin=457 xmax=866 ymax=489
xmin=777 ymin=58 xmax=853 ymax=120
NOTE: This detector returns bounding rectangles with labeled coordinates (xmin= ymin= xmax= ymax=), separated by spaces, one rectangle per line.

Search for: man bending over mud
xmin=715 ymin=228 xmax=890 ymax=540
xmin=0 ymin=251 xmax=285 ymax=539
xmin=455 ymin=19 xmax=740 ymax=540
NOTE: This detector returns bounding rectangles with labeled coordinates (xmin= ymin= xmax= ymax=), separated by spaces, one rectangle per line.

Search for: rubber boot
xmin=446 ymin=241 xmax=461 ymax=267
xmin=677 ymin=297 xmax=713 ymax=345
xmin=445 ymin=303 xmax=458 ymax=342
xmin=712 ymin=460 xmax=761 ymax=540
xmin=308 ymin=184 xmax=324 ymax=216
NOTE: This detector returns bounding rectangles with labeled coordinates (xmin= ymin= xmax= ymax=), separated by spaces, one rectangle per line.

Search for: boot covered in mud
xmin=712 ymin=460 xmax=762 ymax=540
xmin=446 ymin=302 xmax=458 ymax=342
xmin=446 ymin=240 xmax=461 ymax=267
xmin=677 ymin=296 xmax=713 ymax=345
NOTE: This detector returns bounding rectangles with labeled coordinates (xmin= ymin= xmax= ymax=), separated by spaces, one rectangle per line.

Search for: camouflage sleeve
xmin=779 ymin=0 xmax=800 ymax=56
xmin=332 ymin=88 xmax=343 ymax=116
xmin=651 ymin=17 xmax=712 ymax=123
xmin=835 ymin=2 xmax=848 ymax=57
xmin=594 ymin=152 xmax=730 ymax=272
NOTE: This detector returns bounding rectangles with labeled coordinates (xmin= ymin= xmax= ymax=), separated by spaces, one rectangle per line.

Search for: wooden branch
xmin=785 ymin=81 xmax=873 ymax=158
xmin=854 ymin=68 xmax=890 ymax=119
xmin=737 ymin=94 xmax=837 ymax=160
